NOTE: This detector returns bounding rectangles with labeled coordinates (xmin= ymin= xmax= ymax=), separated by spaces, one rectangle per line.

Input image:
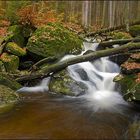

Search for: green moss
xmin=129 ymin=25 xmax=140 ymax=37
xmin=0 ymin=85 xmax=20 ymax=114
xmin=6 ymin=42 xmax=26 ymax=56
xmin=7 ymin=25 xmax=25 ymax=47
xmin=0 ymin=73 xmax=22 ymax=90
xmin=110 ymin=31 xmax=132 ymax=39
xmin=49 ymin=70 xmax=87 ymax=96
xmin=0 ymin=53 xmax=19 ymax=72
xmin=116 ymin=74 xmax=140 ymax=102
xmin=27 ymin=23 xmax=83 ymax=59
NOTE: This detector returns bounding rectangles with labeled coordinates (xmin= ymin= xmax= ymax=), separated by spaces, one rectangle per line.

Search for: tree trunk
xmin=16 ymin=42 xmax=140 ymax=82
xmin=99 ymin=38 xmax=140 ymax=48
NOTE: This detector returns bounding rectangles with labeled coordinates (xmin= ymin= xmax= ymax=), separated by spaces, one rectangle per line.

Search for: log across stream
xmin=2 ymin=41 xmax=138 ymax=139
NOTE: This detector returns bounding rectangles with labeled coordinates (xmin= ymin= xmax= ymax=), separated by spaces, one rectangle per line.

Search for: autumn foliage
xmin=17 ymin=3 xmax=61 ymax=28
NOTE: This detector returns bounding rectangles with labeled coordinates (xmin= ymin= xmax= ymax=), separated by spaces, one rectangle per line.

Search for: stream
xmin=0 ymin=42 xmax=140 ymax=139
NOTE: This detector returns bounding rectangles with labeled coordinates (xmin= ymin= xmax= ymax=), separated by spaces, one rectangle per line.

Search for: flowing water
xmin=0 ymin=42 xmax=140 ymax=139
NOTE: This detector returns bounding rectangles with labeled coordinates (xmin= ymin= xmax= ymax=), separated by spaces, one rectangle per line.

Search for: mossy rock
xmin=0 ymin=53 xmax=19 ymax=72
xmin=49 ymin=69 xmax=87 ymax=96
xmin=129 ymin=25 xmax=140 ymax=37
xmin=6 ymin=42 xmax=26 ymax=56
xmin=27 ymin=23 xmax=83 ymax=59
xmin=121 ymin=61 xmax=140 ymax=74
xmin=114 ymin=74 xmax=140 ymax=102
xmin=0 ymin=61 xmax=6 ymax=72
xmin=0 ymin=73 xmax=22 ymax=90
xmin=110 ymin=31 xmax=132 ymax=40
xmin=7 ymin=25 xmax=25 ymax=47
xmin=0 ymin=85 xmax=20 ymax=114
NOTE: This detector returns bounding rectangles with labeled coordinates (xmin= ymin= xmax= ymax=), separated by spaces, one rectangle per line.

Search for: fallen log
xmin=86 ymin=20 xmax=140 ymax=37
xmin=99 ymin=37 xmax=140 ymax=48
xmin=16 ymin=42 xmax=140 ymax=82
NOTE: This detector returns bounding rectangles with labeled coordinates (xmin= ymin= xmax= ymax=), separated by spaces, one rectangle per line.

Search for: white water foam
xmin=17 ymin=77 xmax=50 ymax=93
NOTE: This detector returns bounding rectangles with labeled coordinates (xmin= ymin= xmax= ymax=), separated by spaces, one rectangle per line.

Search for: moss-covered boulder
xmin=0 ymin=53 xmax=19 ymax=72
xmin=5 ymin=42 xmax=26 ymax=56
xmin=7 ymin=25 xmax=25 ymax=47
xmin=129 ymin=25 xmax=140 ymax=37
xmin=0 ymin=85 xmax=20 ymax=114
xmin=49 ymin=70 xmax=87 ymax=96
xmin=0 ymin=73 xmax=22 ymax=90
xmin=27 ymin=23 xmax=83 ymax=59
xmin=114 ymin=74 xmax=140 ymax=102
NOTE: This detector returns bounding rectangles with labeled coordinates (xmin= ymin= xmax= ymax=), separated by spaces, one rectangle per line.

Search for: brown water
xmin=0 ymin=92 xmax=139 ymax=139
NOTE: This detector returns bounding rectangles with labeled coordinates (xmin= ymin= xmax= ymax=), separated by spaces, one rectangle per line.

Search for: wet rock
xmin=109 ymin=53 xmax=130 ymax=66
xmin=0 ymin=73 xmax=22 ymax=90
xmin=129 ymin=25 xmax=140 ymax=37
xmin=0 ymin=85 xmax=20 ymax=114
xmin=49 ymin=70 xmax=87 ymax=96
xmin=0 ymin=53 xmax=19 ymax=72
xmin=27 ymin=23 xmax=83 ymax=59
xmin=5 ymin=42 xmax=26 ymax=57
xmin=114 ymin=74 xmax=140 ymax=102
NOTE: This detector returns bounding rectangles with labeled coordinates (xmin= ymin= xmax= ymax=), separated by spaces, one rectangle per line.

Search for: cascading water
xmin=18 ymin=41 xmax=127 ymax=111
xmin=64 ymin=42 xmax=128 ymax=111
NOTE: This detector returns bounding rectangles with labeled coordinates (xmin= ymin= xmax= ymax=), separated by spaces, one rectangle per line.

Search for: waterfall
xmin=18 ymin=41 xmax=127 ymax=111
xmin=65 ymin=42 xmax=127 ymax=111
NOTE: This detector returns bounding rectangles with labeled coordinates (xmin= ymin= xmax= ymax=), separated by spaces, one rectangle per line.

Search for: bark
xmin=99 ymin=37 xmax=140 ymax=48
xmin=86 ymin=20 xmax=140 ymax=37
xmin=16 ymin=42 xmax=140 ymax=82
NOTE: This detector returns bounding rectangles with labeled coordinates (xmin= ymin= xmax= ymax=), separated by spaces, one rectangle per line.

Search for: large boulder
xmin=26 ymin=23 xmax=83 ymax=59
xmin=129 ymin=25 xmax=140 ymax=37
xmin=114 ymin=74 xmax=140 ymax=102
xmin=49 ymin=70 xmax=87 ymax=96
xmin=0 ymin=53 xmax=19 ymax=72
xmin=0 ymin=73 xmax=22 ymax=90
xmin=7 ymin=25 xmax=25 ymax=47
xmin=5 ymin=42 xmax=26 ymax=56
xmin=0 ymin=85 xmax=20 ymax=114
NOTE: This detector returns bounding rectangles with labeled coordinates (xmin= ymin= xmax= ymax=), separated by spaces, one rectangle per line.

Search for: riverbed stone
xmin=0 ymin=73 xmax=22 ymax=90
xmin=0 ymin=53 xmax=19 ymax=72
xmin=5 ymin=42 xmax=26 ymax=57
xmin=26 ymin=23 xmax=83 ymax=59
xmin=114 ymin=74 xmax=140 ymax=102
xmin=49 ymin=70 xmax=87 ymax=96
xmin=0 ymin=84 xmax=20 ymax=114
